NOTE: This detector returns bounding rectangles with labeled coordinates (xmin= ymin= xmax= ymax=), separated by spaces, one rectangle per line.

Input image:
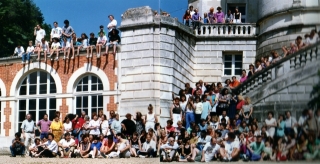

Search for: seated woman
xmin=75 ymin=33 xmax=88 ymax=56
xmin=96 ymin=31 xmax=107 ymax=58
xmin=29 ymin=138 xmax=41 ymax=157
xmin=100 ymin=135 xmax=115 ymax=158
xmin=74 ymin=134 xmax=91 ymax=158
xmin=130 ymin=132 xmax=140 ymax=157
xmin=37 ymin=38 xmax=49 ymax=61
xmin=49 ymin=38 xmax=60 ymax=61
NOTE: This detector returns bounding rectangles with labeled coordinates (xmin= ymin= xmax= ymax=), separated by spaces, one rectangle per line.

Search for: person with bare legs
xmin=86 ymin=33 xmax=97 ymax=59
xmin=96 ymin=31 xmax=107 ymax=59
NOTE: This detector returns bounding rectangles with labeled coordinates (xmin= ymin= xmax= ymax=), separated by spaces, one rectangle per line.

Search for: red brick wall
xmin=0 ymin=53 xmax=118 ymax=136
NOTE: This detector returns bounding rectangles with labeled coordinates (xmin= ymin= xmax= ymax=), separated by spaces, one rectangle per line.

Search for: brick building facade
xmin=0 ymin=53 xmax=118 ymax=137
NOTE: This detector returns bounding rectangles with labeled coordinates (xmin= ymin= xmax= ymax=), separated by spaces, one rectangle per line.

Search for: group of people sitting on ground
xmin=11 ymin=15 xmax=120 ymax=65
xmin=158 ymin=78 xmax=320 ymax=162
xmin=10 ymin=105 xmax=159 ymax=159
xmin=183 ymin=5 xmax=243 ymax=30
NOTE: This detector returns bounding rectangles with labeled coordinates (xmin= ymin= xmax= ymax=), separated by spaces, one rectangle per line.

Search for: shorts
xmin=106 ymin=42 xmax=118 ymax=46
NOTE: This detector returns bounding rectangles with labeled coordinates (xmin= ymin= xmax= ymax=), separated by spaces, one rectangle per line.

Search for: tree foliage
xmin=308 ymin=70 xmax=320 ymax=108
xmin=0 ymin=0 xmax=51 ymax=57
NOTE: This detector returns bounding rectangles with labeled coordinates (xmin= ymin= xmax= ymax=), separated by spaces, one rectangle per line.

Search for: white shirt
xmin=51 ymin=27 xmax=62 ymax=38
xmin=142 ymin=140 xmax=157 ymax=151
xmin=101 ymin=120 xmax=109 ymax=135
xmin=190 ymin=11 xmax=195 ymax=16
xmin=36 ymin=29 xmax=46 ymax=42
xmin=180 ymin=101 xmax=187 ymax=112
xmin=89 ymin=119 xmax=101 ymax=135
xmin=107 ymin=19 xmax=117 ymax=31
xmin=26 ymin=46 xmax=34 ymax=53
xmin=195 ymin=102 xmax=203 ymax=114
xmin=63 ymin=122 xmax=72 ymax=134
xmin=45 ymin=140 xmax=58 ymax=153
xmin=51 ymin=42 xmax=60 ymax=50
xmin=224 ymin=140 xmax=239 ymax=154
xmin=59 ymin=138 xmax=75 ymax=147
xmin=285 ymin=116 xmax=297 ymax=128
xmin=97 ymin=36 xmax=107 ymax=44
xmin=209 ymin=121 xmax=219 ymax=130
xmin=203 ymin=142 xmax=220 ymax=162
xmin=306 ymin=34 xmax=319 ymax=44
xmin=160 ymin=142 xmax=179 ymax=149
xmin=219 ymin=115 xmax=230 ymax=124
xmin=14 ymin=47 xmax=25 ymax=57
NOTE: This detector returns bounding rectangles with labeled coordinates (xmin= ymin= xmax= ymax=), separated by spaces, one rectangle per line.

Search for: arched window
xmin=17 ymin=71 xmax=57 ymax=132
xmin=75 ymin=74 xmax=103 ymax=119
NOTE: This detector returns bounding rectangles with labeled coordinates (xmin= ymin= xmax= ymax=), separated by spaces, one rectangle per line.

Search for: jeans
xmin=245 ymin=149 xmax=261 ymax=161
xmin=72 ymin=129 xmax=82 ymax=141
xmin=185 ymin=112 xmax=195 ymax=130
xmin=22 ymin=52 xmax=32 ymax=62
xmin=40 ymin=132 xmax=48 ymax=140
xmin=10 ymin=145 xmax=25 ymax=156
xmin=183 ymin=19 xmax=191 ymax=26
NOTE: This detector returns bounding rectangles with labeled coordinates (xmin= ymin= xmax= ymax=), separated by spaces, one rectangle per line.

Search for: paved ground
xmin=0 ymin=156 xmax=157 ymax=164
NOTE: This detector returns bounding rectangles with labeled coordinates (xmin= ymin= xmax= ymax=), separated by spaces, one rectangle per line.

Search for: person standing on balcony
xmin=34 ymin=24 xmax=46 ymax=45
xmin=192 ymin=8 xmax=200 ymax=30
xmin=208 ymin=7 xmax=216 ymax=24
xmin=214 ymin=7 xmax=225 ymax=23
xmin=247 ymin=64 xmax=255 ymax=79
xmin=234 ymin=8 xmax=241 ymax=23
xmin=183 ymin=9 xmax=192 ymax=27
xmin=240 ymin=70 xmax=247 ymax=83
xmin=225 ymin=10 xmax=234 ymax=23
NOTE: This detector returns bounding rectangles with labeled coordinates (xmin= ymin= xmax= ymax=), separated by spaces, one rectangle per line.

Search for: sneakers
xmin=101 ymin=153 xmax=106 ymax=158
xmin=89 ymin=54 xmax=92 ymax=58
xmin=97 ymin=53 xmax=100 ymax=58
xmin=86 ymin=54 xmax=89 ymax=58
xmin=55 ymin=57 xmax=59 ymax=61
xmin=63 ymin=56 xmax=66 ymax=60
xmin=51 ymin=58 xmax=54 ymax=61
xmin=10 ymin=155 xmax=16 ymax=157
xmin=25 ymin=60 xmax=29 ymax=64
xmin=21 ymin=61 xmax=25 ymax=64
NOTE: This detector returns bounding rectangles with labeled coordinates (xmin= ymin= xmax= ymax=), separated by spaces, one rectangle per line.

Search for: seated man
xmin=245 ymin=135 xmax=265 ymax=161
xmin=201 ymin=138 xmax=220 ymax=162
xmin=220 ymin=132 xmax=240 ymax=162
xmin=29 ymin=138 xmax=41 ymax=157
xmin=160 ymin=137 xmax=179 ymax=162
xmin=10 ymin=132 xmax=25 ymax=157
xmin=138 ymin=134 xmax=157 ymax=158
xmin=58 ymin=133 xmax=75 ymax=158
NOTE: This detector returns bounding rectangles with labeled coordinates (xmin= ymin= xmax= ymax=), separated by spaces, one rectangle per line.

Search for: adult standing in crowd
xmin=284 ymin=111 xmax=298 ymax=137
xmin=50 ymin=21 xmax=62 ymax=42
xmin=265 ymin=111 xmax=277 ymax=138
xmin=171 ymin=97 xmax=183 ymax=128
xmin=208 ymin=7 xmax=216 ymax=24
xmin=21 ymin=114 xmax=35 ymax=156
xmin=145 ymin=104 xmax=157 ymax=132
xmin=225 ymin=10 xmax=233 ymax=23
xmin=34 ymin=24 xmax=46 ymax=45
xmin=49 ymin=115 xmax=63 ymax=143
xmin=107 ymin=15 xmax=117 ymax=32
xmin=37 ymin=114 xmax=51 ymax=140
xmin=73 ymin=111 xmax=86 ymax=141
xmin=192 ymin=8 xmax=200 ymax=30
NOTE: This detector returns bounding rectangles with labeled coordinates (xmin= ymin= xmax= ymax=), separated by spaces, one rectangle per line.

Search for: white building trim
xmin=0 ymin=78 xmax=6 ymax=136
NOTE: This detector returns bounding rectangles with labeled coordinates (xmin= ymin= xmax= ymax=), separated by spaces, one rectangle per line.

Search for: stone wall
xmin=257 ymin=0 xmax=320 ymax=58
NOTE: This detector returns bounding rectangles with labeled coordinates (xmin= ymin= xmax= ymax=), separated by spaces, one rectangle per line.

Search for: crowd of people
xmin=11 ymin=15 xmax=120 ymax=67
xmin=11 ymin=107 xmax=159 ymax=159
xmin=159 ymin=78 xmax=320 ymax=162
xmin=182 ymin=5 xmax=243 ymax=30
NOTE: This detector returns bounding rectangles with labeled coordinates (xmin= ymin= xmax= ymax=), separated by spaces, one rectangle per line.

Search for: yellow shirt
xmin=50 ymin=120 xmax=63 ymax=131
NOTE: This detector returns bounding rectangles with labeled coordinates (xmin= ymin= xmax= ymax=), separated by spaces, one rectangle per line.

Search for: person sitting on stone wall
xmin=86 ymin=33 xmax=97 ymax=58
xmin=10 ymin=132 xmax=26 ymax=157
xmin=270 ymin=50 xmax=282 ymax=64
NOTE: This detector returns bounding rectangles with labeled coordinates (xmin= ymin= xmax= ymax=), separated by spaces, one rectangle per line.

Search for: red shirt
xmin=236 ymin=100 xmax=245 ymax=110
xmin=166 ymin=125 xmax=175 ymax=133
xmin=74 ymin=117 xmax=85 ymax=129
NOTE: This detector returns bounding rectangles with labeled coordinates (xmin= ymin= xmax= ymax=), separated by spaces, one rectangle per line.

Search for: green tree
xmin=308 ymin=70 xmax=320 ymax=108
xmin=0 ymin=0 xmax=51 ymax=57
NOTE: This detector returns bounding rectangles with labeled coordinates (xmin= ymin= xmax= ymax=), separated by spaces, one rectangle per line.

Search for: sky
xmin=33 ymin=0 xmax=187 ymax=36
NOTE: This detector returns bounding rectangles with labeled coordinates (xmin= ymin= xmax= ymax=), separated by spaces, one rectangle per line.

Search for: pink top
xmin=240 ymin=76 xmax=247 ymax=83
xmin=37 ymin=119 xmax=52 ymax=132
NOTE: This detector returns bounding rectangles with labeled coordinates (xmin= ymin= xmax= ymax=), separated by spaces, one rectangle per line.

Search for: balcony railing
xmin=194 ymin=23 xmax=257 ymax=37
xmin=233 ymin=41 xmax=320 ymax=96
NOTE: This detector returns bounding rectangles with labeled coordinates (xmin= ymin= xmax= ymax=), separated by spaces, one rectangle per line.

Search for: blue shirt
xmin=198 ymin=123 xmax=208 ymax=131
xmin=277 ymin=121 xmax=285 ymax=137
xmin=90 ymin=141 xmax=102 ymax=151
xmin=201 ymin=101 xmax=210 ymax=119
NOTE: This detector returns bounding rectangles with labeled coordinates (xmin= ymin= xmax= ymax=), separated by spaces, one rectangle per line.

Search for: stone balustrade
xmin=195 ymin=23 xmax=257 ymax=37
xmin=234 ymin=41 xmax=320 ymax=97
